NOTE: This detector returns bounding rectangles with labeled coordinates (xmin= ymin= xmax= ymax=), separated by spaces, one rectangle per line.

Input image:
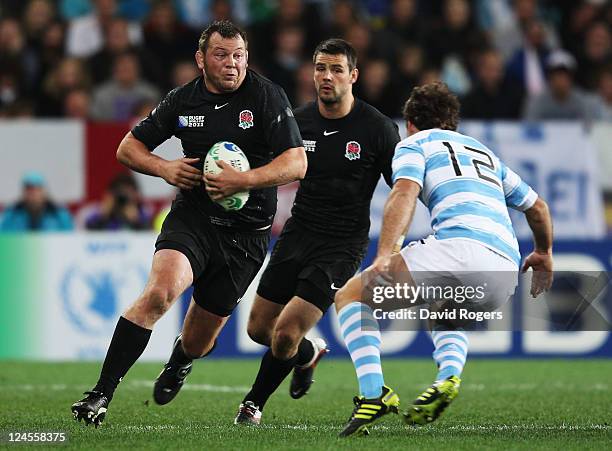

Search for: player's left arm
xmin=378 ymin=119 xmax=402 ymax=188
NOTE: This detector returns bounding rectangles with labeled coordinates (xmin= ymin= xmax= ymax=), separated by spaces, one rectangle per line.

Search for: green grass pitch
xmin=1 ymin=359 xmax=611 ymax=450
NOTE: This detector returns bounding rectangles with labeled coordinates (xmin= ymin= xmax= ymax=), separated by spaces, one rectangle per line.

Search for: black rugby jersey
xmin=131 ymin=69 xmax=302 ymax=230
xmin=291 ymin=99 xmax=400 ymax=239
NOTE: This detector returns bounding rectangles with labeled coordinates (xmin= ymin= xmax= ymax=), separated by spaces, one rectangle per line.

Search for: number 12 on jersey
xmin=442 ymin=141 xmax=500 ymax=187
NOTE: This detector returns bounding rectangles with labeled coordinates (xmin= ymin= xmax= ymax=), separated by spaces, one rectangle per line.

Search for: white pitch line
xmin=129 ymin=380 xmax=251 ymax=393
xmin=1 ymin=381 xmax=609 ymax=393
xmin=121 ymin=424 xmax=610 ymax=432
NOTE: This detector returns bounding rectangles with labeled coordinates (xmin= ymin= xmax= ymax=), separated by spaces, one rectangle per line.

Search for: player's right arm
xmin=116 ymin=133 xmax=202 ymax=190
xmin=370 ymin=141 xmax=424 ymax=274
xmin=117 ymin=87 xmax=202 ymax=190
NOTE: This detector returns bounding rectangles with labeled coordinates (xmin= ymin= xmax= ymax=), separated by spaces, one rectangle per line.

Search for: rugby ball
xmin=204 ymin=141 xmax=250 ymax=211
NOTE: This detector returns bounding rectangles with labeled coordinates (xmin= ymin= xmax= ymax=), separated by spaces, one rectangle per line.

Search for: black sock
xmin=93 ymin=316 xmax=152 ymax=400
xmin=169 ymin=338 xmax=217 ymax=364
xmin=168 ymin=338 xmax=192 ymax=365
xmin=243 ymin=349 xmax=298 ymax=410
xmin=295 ymin=338 xmax=315 ymax=367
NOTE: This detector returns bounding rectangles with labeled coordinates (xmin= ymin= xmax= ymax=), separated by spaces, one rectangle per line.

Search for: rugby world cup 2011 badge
xmin=239 ymin=110 xmax=254 ymax=129
xmin=345 ymin=141 xmax=361 ymax=160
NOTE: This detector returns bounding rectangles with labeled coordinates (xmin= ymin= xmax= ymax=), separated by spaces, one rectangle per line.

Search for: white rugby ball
xmin=204 ymin=141 xmax=250 ymax=211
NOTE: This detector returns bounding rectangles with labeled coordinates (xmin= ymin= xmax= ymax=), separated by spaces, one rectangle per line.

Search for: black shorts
xmin=155 ymin=200 xmax=269 ymax=317
xmin=257 ymin=218 xmax=367 ymax=313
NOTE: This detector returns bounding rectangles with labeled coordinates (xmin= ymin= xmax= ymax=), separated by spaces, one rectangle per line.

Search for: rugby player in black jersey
xmin=70 ymin=20 xmax=306 ymax=426
xmin=233 ymin=39 xmax=401 ymax=425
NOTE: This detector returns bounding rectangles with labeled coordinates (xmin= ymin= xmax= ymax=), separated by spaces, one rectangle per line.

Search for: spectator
xmin=65 ymin=0 xmax=142 ymax=58
xmin=264 ymin=25 xmax=305 ymax=104
xmin=419 ymin=67 xmax=442 ymax=86
xmin=558 ymin=0 xmax=604 ymax=58
xmin=0 ymin=18 xmax=31 ymax=99
xmin=59 ymin=0 xmax=91 ymax=20
xmin=85 ymin=173 xmax=151 ymax=230
xmin=506 ymin=19 xmax=550 ymax=97
xmin=90 ymin=52 xmax=159 ymax=121
xmin=34 ymin=21 xmax=67 ymax=93
xmin=524 ymin=49 xmax=596 ymax=122
xmin=88 ymin=17 xmax=162 ymax=86
xmin=386 ymin=0 xmax=424 ymax=44
xmin=425 ymin=0 xmax=487 ymax=95
xmin=425 ymin=0 xmax=488 ymax=70
xmin=393 ymin=43 xmax=426 ymax=105
xmin=326 ymin=0 xmax=361 ymax=38
xmin=0 ymin=72 xmax=20 ymax=113
xmin=39 ymin=57 xmax=91 ymax=116
xmin=173 ymin=0 xmax=249 ymax=30
xmin=356 ymin=59 xmax=398 ymax=117
xmin=130 ymin=98 xmax=156 ymax=124
xmin=593 ymin=66 xmax=612 ymax=121
xmin=22 ymin=0 xmax=55 ymax=49
xmin=396 ymin=43 xmax=425 ymax=86
xmin=143 ymin=0 xmax=198 ymax=89
xmin=462 ymin=49 xmax=525 ymax=120
xmin=0 ymin=171 xmax=74 ymax=231
xmin=171 ymin=60 xmax=199 ymax=88
xmin=293 ymin=60 xmax=316 ymax=107
xmin=576 ymin=21 xmax=612 ymax=91
xmin=249 ymin=0 xmax=322 ymax=68
xmin=63 ymin=88 xmax=91 ymax=119
xmin=494 ymin=0 xmax=559 ymax=61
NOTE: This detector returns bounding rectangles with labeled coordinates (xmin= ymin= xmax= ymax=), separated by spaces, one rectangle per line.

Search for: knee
xmin=124 ymin=285 xmax=176 ymax=326
xmin=143 ymin=285 xmax=175 ymax=317
xmin=271 ymin=327 xmax=301 ymax=360
xmin=334 ymin=284 xmax=352 ymax=310
xmin=247 ymin=322 xmax=271 ymax=346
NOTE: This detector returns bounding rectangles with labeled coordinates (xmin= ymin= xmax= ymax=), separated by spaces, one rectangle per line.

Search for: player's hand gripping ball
xmin=204 ymin=141 xmax=250 ymax=211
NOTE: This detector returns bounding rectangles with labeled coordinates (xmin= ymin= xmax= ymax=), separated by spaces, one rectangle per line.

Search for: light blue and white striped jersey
xmin=392 ymin=129 xmax=538 ymax=266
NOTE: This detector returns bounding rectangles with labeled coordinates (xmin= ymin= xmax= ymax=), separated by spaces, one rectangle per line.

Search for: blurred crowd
xmin=0 ymin=0 xmax=610 ymax=123
xmin=0 ymin=170 xmax=156 ymax=231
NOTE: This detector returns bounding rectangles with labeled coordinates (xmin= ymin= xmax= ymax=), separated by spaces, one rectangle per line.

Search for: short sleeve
xmin=377 ymin=119 xmax=401 ymax=187
xmin=391 ymin=142 xmax=425 ymax=187
xmin=131 ymin=87 xmax=180 ymax=151
xmin=501 ymin=162 xmax=538 ymax=211
xmin=259 ymin=85 xmax=303 ymax=156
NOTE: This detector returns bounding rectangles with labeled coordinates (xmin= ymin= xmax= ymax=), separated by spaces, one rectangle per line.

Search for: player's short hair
xmin=199 ymin=20 xmax=248 ymax=53
xmin=402 ymin=82 xmax=460 ymax=131
xmin=312 ymin=39 xmax=357 ymax=71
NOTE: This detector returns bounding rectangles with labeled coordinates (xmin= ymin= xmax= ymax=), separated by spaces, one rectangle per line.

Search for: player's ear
xmin=195 ymin=50 xmax=205 ymax=70
xmin=350 ymin=67 xmax=359 ymax=84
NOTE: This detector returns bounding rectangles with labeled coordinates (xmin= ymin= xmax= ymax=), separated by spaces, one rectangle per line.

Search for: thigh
xmin=295 ymin=239 xmax=368 ymax=313
xmin=145 ymin=248 xmax=194 ymax=294
xmin=257 ymin=223 xmax=304 ymax=306
xmin=193 ymin=229 xmax=269 ymax=317
xmin=155 ymin=200 xmax=211 ymax=281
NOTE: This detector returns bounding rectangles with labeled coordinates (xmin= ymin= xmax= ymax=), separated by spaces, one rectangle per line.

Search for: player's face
xmin=313 ymin=53 xmax=358 ymax=105
xmin=197 ymin=32 xmax=248 ymax=93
